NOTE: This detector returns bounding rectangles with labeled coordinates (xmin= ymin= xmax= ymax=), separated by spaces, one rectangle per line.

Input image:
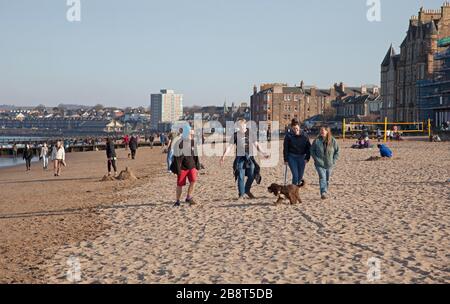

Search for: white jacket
xmin=51 ymin=147 xmax=65 ymax=161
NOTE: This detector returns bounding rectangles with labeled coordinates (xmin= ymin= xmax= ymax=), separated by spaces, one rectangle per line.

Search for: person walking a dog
xmin=311 ymin=126 xmax=340 ymax=200
xmin=284 ymin=120 xmax=311 ymax=186
xmin=221 ymin=119 xmax=270 ymax=201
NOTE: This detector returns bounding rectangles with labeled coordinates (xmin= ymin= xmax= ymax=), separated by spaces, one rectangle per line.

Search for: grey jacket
xmin=311 ymin=136 xmax=340 ymax=169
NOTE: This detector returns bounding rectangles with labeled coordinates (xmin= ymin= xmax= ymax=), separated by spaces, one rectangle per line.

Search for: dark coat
xmin=233 ymin=156 xmax=262 ymax=185
xmin=283 ymin=132 xmax=311 ymax=162
xmin=23 ymin=147 xmax=34 ymax=160
xmin=170 ymin=139 xmax=201 ymax=176
xmin=106 ymin=141 xmax=116 ymax=159
xmin=129 ymin=137 xmax=138 ymax=150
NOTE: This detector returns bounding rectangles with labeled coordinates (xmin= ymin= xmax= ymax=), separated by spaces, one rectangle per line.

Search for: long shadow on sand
xmin=0 ymin=202 xmax=157 ymax=220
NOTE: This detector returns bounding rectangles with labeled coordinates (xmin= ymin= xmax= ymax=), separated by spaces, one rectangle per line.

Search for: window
xmin=284 ymin=94 xmax=291 ymax=102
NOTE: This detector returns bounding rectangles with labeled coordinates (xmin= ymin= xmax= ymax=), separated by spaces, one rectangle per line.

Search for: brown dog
xmin=268 ymin=181 xmax=305 ymax=205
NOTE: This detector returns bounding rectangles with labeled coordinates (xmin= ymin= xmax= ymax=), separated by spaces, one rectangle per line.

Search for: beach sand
xmin=1 ymin=140 xmax=449 ymax=283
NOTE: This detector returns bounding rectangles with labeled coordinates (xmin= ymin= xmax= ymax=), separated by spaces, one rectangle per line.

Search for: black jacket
xmin=170 ymin=139 xmax=201 ymax=175
xmin=106 ymin=141 xmax=116 ymax=159
xmin=283 ymin=132 xmax=311 ymax=162
xmin=23 ymin=147 xmax=34 ymax=160
xmin=129 ymin=137 xmax=138 ymax=150
xmin=233 ymin=156 xmax=262 ymax=185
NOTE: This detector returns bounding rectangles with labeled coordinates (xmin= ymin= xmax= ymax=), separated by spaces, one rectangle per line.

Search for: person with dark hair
xmin=311 ymin=126 xmax=340 ymax=200
xmin=284 ymin=121 xmax=311 ymax=186
xmin=106 ymin=137 xmax=118 ymax=176
xmin=23 ymin=143 xmax=33 ymax=171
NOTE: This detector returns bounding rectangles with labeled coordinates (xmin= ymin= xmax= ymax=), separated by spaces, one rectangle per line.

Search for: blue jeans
xmin=287 ymin=154 xmax=306 ymax=185
xmin=237 ymin=157 xmax=255 ymax=197
xmin=167 ymin=149 xmax=174 ymax=171
xmin=315 ymin=165 xmax=333 ymax=195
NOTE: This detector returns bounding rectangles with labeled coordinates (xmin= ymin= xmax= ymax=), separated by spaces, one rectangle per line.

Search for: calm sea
xmin=0 ymin=156 xmax=39 ymax=169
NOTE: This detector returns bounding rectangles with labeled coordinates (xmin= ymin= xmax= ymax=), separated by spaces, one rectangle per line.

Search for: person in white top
xmin=40 ymin=143 xmax=49 ymax=170
xmin=51 ymin=141 xmax=66 ymax=176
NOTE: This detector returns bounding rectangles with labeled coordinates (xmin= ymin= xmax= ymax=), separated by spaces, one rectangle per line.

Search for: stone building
xmin=381 ymin=3 xmax=450 ymax=122
xmin=250 ymin=82 xmax=336 ymax=130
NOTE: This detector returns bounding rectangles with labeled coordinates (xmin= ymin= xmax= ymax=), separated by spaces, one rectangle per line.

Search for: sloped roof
xmin=382 ymin=45 xmax=396 ymax=66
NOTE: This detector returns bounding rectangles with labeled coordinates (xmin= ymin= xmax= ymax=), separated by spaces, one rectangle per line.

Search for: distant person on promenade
xmin=23 ymin=144 xmax=33 ymax=171
xmin=12 ymin=143 xmax=18 ymax=160
xmin=170 ymin=127 xmax=201 ymax=207
xmin=40 ymin=143 xmax=49 ymax=170
xmin=106 ymin=137 xmax=118 ymax=176
xmin=378 ymin=144 xmax=393 ymax=158
xmin=284 ymin=120 xmax=311 ymax=186
xmin=221 ymin=119 xmax=270 ymax=201
xmin=51 ymin=141 xmax=66 ymax=177
xmin=311 ymin=126 xmax=340 ymax=200
xmin=129 ymin=135 xmax=138 ymax=160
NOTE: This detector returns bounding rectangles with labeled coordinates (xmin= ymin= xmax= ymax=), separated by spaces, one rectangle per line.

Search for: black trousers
xmin=130 ymin=149 xmax=136 ymax=159
xmin=25 ymin=158 xmax=32 ymax=170
xmin=108 ymin=159 xmax=117 ymax=172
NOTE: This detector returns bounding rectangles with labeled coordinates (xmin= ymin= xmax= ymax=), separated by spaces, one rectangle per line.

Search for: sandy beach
xmin=1 ymin=139 xmax=449 ymax=284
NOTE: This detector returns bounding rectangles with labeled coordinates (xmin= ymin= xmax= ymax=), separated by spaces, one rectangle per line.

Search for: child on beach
xmin=106 ymin=137 xmax=118 ymax=176
xmin=170 ymin=127 xmax=200 ymax=207
xmin=378 ymin=144 xmax=393 ymax=158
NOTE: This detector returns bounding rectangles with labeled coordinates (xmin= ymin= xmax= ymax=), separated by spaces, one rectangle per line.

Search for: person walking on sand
xmin=12 ymin=143 xmax=18 ymax=160
xmin=284 ymin=120 xmax=311 ymax=186
xmin=129 ymin=135 xmax=138 ymax=160
xmin=170 ymin=127 xmax=201 ymax=207
xmin=221 ymin=119 xmax=270 ymax=201
xmin=23 ymin=143 xmax=34 ymax=171
xmin=51 ymin=141 xmax=66 ymax=177
xmin=123 ymin=134 xmax=130 ymax=152
xmin=40 ymin=143 xmax=49 ymax=170
xmin=106 ymin=137 xmax=118 ymax=176
xmin=149 ymin=133 xmax=155 ymax=149
xmin=311 ymin=126 xmax=340 ymax=200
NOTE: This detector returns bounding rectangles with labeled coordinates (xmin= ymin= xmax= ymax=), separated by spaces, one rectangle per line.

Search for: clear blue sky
xmin=0 ymin=0 xmax=445 ymax=107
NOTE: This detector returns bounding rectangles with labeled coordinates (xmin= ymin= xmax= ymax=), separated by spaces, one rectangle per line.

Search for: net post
xmin=428 ymin=119 xmax=431 ymax=138
xmin=384 ymin=117 xmax=388 ymax=143
xmin=343 ymin=118 xmax=346 ymax=141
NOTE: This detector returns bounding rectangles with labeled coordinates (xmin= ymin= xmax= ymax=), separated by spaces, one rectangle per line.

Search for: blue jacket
xmin=379 ymin=145 xmax=393 ymax=158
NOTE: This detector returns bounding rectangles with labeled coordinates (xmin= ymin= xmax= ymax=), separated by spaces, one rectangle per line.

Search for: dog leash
xmin=284 ymin=165 xmax=288 ymax=186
